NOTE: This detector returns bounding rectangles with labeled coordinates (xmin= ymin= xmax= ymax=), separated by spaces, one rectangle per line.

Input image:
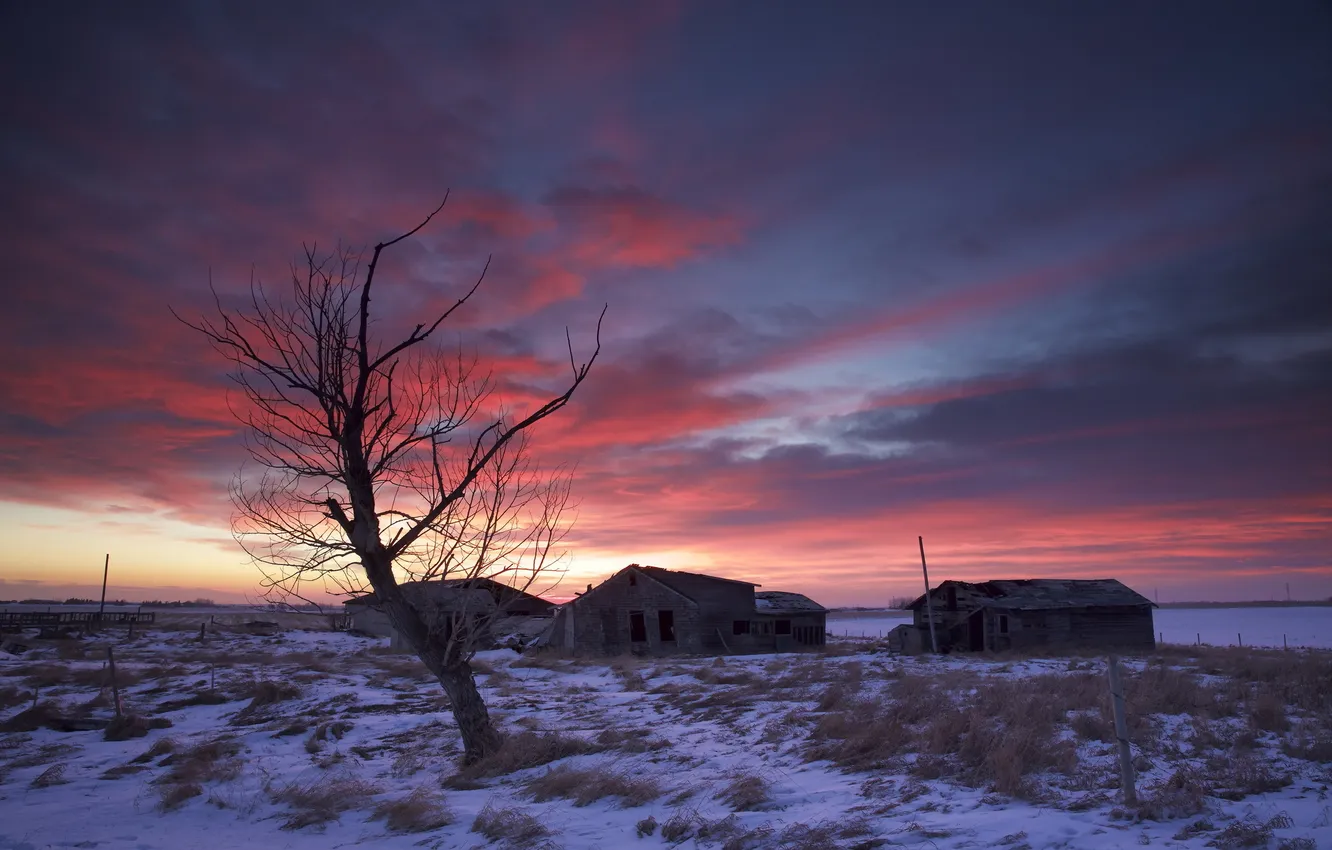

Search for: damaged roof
xmin=755 ymin=591 xmax=827 ymax=613
xmin=907 ymin=579 xmax=1154 ymax=611
xmin=633 ymin=565 xmax=758 ymax=603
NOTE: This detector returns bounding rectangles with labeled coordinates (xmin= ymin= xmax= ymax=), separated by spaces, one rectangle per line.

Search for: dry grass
xmin=157 ymin=737 xmax=244 ymax=788
xmin=661 ymin=808 xmax=874 ymax=850
xmin=30 ymin=763 xmax=67 ymax=788
xmin=1209 ymin=813 xmax=1293 ymax=849
xmin=231 ymin=680 xmax=302 ymax=725
xmin=1207 ymin=754 xmax=1291 ymax=799
xmin=594 ymin=726 xmax=670 ymax=753
xmin=0 ymin=685 xmax=29 ymax=711
xmin=370 ymin=786 xmax=453 ymax=833
xmin=610 ymin=657 xmax=647 ymax=691
xmin=104 ymin=713 xmax=173 ymax=741
xmin=807 ymin=673 xmax=1081 ymax=798
xmin=471 ymin=802 xmax=552 ymax=846
xmin=159 ymin=781 xmax=203 ymax=811
xmin=131 ymin=735 xmax=176 ymax=764
xmin=447 ymin=729 xmax=601 ymax=784
xmin=271 ymin=770 xmax=380 ymax=829
xmin=0 ymin=701 xmax=69 ymax=733
xmin=523 ymin=762 xmax=663 ymax=807
xmin=1133 ymin=768 xmax=1210 ymax=820
xmin=717 ymin=773 xmax=773 ymax=811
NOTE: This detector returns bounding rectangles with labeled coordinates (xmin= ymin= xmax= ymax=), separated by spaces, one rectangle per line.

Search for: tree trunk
xmin=427 ymin=657 xmax=503 ymax=764
xmin=366 ymin=556 xmax=504 ymax=764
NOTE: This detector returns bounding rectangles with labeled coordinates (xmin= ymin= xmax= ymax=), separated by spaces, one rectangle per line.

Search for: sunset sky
xmin=2 ymin=2 xmax=1330 ymax=606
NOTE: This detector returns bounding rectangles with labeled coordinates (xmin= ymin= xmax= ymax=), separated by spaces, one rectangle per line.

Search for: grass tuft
xmin=370 ymin=786 xmax=454 ymax=833
xmin=271 ymin=770 xmax=379 ymax=829
xmin=471 ymin=802 xmax=552 ymax=845
xmin=524 ymin=763 xmax=662 ymax=807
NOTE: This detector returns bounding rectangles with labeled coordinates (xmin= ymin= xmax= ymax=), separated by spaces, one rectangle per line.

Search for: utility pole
xmin=98 ymin=554 xmax=110 ymax=626
xmin=918 ymin=536 xmax=939 ymax=654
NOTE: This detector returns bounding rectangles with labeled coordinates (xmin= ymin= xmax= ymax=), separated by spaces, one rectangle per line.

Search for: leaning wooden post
xmin=918 ymin=536 xmax=939 ymax=654
xmin=107 ymin=646 xmax=123 ymax=718
xmin=1106 ymin=655 xmax=1136 ymax=805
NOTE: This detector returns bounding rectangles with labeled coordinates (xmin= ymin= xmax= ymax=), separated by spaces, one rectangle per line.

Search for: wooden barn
xmin=538 ymin=564 xmax=827 ymax=655
xmin=893 ymin=578 xmax=1155 ymax=653
xmin=344 ymin=578 xmax=553 ymax=650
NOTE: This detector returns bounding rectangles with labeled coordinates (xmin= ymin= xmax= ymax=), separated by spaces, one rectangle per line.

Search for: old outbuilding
xmin=538 ymin=564 xmax=827 ymax=655
xmin=344 ymin=578 xmax=553 ymax=650
xmin=891 ymin=578 xmax=1155 ymax=653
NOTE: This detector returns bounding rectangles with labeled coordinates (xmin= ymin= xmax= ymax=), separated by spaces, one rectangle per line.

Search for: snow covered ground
xmin=1 ymin=628 xmax=1329 ymax=850
xmin=828 ymin=607 xmax=1332 ymax=648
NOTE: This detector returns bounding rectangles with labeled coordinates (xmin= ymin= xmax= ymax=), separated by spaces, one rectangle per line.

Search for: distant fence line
xmin=0 ymin=610 xmax=155 ymax=628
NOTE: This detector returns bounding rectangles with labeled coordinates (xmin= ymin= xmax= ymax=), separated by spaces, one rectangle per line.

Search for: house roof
xmin=754 ymin=591 xmax=826 ymax=614
xmin=341 ymin=578 xmax=548 ymax=612
xmin=907 ymin=579 xmax=1154 ymax=611
xmin=632 ymin=565 xmax=757 ymax=603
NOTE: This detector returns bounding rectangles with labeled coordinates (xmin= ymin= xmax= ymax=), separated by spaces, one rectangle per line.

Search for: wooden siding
xmin=914 ymin=603 xmax=1153 ymax=652
xmin=562 ymin=568 xmax=703 ymax=654
xmin=544 ymin=566 xmax=828 ymax=655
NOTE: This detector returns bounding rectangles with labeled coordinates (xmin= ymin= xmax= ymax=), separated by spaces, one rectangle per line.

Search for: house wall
xmin=747 ymin=612 xmax=827 ymax=651
xmin=564 ymin=569 xmax=703 ymax=654
xmin=348 ymin=606 xmax=393 ymax=637
xmin=687 ymin=581 xmax=759 ymax=653
xmin=989 ymin=605 xmax=1154 ymax=652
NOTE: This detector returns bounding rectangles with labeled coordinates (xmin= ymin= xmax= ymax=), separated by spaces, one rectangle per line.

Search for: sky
xmin=2 ymin=1 xmax=1330 ymax=607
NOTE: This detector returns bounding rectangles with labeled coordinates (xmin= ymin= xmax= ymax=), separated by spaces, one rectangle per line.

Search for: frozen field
xmin=1 ymin=628 xmax=1330 ymax=850
xmin=829 ymin=607 xmax=1332 ymax=648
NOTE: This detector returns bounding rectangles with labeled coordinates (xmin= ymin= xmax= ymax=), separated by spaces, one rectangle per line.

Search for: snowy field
xmin=828 ymin=607 xmax=1332 ymax=648
xmin=1 ymin=629 xmax=1330 ymax=850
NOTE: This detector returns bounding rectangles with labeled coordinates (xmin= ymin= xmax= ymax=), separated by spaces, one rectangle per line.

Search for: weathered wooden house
xmin=538 ymin=564 xmax=827 ymax=655
xmin=344 ymin=578 xmax=553 ymax=650
xmin=892 ymin=578 xmax=1155 ymax=653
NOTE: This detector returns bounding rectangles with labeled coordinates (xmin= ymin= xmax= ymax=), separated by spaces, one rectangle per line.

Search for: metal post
xmin=1107 ymin=655 xmax=1136 ymax=805
xmin=918 ymin=536 xmax=939 ymax=654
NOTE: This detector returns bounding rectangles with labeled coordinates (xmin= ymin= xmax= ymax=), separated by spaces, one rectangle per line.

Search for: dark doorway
xmin=629 ymin=611 xmax=647 ymax=643
xmin=967 ymin=611 xmax=984 ymax=651
xmin=658 ymin=610 xmax=675 ymax=642
xmin=775 ymin=619 xmax=791 ymax=635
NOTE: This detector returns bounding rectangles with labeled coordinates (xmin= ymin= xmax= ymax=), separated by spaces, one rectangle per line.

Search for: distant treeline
xmin=0 ymin=597 xmax=217 ymax=607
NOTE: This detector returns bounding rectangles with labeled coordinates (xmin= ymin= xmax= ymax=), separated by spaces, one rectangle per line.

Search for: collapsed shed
xmin=890 ymin=578 xmax=1155 ymax=653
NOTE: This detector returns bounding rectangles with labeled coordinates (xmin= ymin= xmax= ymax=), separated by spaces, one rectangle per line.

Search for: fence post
xmin=107 ymin=646 xmax=122 ymax=718
xmin=1107 ymin=655 xmax=1136 ymax=806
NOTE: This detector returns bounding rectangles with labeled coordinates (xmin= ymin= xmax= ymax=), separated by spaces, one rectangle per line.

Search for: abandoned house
xmin=344 ymin=578 xmax=553 ymax=650
xmin=890 ymin=578 xmax=1155 ymax=653
xmin=537 ymin=564 xmax=828 ymax=655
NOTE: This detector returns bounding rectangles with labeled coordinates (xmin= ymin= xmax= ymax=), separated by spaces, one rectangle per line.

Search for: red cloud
xmin=546 ymin=186 xmax=743 ymax=269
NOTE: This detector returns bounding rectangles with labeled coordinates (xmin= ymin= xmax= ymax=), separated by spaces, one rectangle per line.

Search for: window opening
xmin=629 ymin=611 xmax=646 ymax=642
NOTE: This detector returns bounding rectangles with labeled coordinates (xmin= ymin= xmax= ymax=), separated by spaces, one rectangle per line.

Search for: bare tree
xmin=178 ymin=198 xmax=603 ymax=763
